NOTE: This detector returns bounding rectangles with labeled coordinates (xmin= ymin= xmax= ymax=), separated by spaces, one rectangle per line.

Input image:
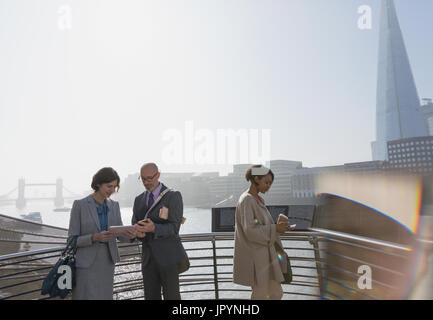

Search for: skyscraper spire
xmin=371 ymin=0 xmax=427 ymax=161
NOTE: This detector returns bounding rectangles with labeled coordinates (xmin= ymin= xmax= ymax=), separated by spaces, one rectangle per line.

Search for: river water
xmin=0 ymin=200 xmax=211 ymax=234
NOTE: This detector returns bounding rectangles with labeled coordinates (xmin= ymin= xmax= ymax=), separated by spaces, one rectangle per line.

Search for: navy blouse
xmin=93 ymin=198 xmax=109 ymax=231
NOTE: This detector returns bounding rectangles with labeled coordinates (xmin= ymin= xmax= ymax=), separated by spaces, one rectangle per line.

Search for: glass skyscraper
xmin=372 ymin=0 xmax=428 ymax=161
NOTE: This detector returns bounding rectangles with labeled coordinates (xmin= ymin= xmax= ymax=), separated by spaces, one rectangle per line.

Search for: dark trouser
xmin=142 ymin=254 xmax=180 ymax=300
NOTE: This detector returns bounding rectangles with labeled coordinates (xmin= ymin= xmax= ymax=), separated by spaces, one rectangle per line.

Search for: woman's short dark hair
xmin=91 ymin=167 xmax=120 ymax=192
xmin=245 ymin=165 xmax=274 ymax=185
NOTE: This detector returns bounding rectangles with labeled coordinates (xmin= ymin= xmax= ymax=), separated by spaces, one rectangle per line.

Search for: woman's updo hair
xmin=91 ymin=167 xmax=120 ymax=192
xmin=245 ymin=165 xmax=274 ymax=185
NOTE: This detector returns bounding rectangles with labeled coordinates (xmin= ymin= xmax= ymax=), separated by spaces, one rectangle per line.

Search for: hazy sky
xmin=1 ymin=0 xmax=432 ymax=194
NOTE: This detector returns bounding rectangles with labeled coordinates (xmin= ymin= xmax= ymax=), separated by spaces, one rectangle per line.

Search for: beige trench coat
xmin=233 ymin=191 xmax=285 ymax=287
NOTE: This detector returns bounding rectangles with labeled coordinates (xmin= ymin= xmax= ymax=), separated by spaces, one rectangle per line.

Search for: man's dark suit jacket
xmin=131 ymin=184 xmax=187 ymax=268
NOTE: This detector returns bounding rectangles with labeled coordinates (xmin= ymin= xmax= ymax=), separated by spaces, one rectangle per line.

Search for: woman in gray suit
xmin=68 ymin=167 xmax=136 ymax=300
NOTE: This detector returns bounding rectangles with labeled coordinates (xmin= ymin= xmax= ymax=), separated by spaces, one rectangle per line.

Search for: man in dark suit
xmin=132 ymin=163 xmax=187 ymax=300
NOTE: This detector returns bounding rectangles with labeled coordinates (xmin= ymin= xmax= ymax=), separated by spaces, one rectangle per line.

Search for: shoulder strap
xmin=62 ymin=235 xmax=78 ymax=256
xmin=144 ymin=188 xmax=173 ymax=219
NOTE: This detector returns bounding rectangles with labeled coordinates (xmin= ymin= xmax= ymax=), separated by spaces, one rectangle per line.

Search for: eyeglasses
xmin=138 ymin=172 xmax=158 ymax=182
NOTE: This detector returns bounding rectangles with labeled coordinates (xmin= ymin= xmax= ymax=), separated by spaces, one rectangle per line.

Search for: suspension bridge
xmin=0 ymin=179 xmax=81 ymax=209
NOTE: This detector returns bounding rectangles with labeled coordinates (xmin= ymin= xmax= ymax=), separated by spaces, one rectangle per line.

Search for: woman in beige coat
xmin=233 ymin=165 xmax=294 ymax=300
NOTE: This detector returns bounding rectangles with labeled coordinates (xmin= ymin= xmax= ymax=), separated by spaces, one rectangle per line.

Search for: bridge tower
xmin=16 ymin=178 xmax=26 ymax=209
xmin=54 ymin=178 xmax=64 ymax=207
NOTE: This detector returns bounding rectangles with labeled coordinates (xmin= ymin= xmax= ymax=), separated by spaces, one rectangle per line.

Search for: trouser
xmin=251 ymin=280 xmax=283 ymax=300
xmin=142 ymin=253 xmax=180 ymax=300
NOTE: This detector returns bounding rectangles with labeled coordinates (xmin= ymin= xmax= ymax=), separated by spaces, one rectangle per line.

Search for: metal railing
xmin=0 ymin=228 xmax=421 ymax=300
xmin=310 ymin=228 xmax=416 ymax=300
xmin=0 ymin=231 xmax=322 ymax=300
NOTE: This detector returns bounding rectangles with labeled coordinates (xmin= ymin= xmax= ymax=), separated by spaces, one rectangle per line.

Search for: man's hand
xmin=123 ymin=226 xmax=137 ymax=239
xmin=134 ymin=222 xmax=146 ymax=238
xmin=141 ymin=218 xmax=155 ymax=233
xmin=134 ymin=219 xmax=156 ymax=237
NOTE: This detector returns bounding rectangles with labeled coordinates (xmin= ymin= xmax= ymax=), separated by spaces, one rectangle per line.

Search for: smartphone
xmin=138 ymin=218 xmax=148 ymax=225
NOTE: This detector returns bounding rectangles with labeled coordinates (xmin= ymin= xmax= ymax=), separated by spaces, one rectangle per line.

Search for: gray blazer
xmin=68 ymin=195 xmax=127 ymax=269
xmin=131 ymin=184 xmax=187 ymax=268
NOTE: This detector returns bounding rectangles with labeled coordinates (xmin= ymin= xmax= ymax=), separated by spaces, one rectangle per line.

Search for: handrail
xmin=310 ymin=228 xmax=413 ymax=252
xmin=0 ymin=229 xmax=421 ymax=300
xmin=0 ymin=231 xmax=322 ymax=300
xmin=0 ymin=246 xmax=65 ymax=262
xmin=418 ymin=239 xmax=433 ymax=244
xmin=0 ymin=213 xmax=68 ymax=231
xmin=0 ymin=226 xmax=68 ymax=239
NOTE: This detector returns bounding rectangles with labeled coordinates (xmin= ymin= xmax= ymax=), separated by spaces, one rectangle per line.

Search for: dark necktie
xmin=147 ymin=192 xmax=155 ymax=209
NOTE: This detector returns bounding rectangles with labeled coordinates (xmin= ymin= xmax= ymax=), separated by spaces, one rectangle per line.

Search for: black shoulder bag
xmin=143 ymin=189 xmax=190 ymax=274
xmin=275 ymin=243 xmax=293 ymax=284
xmin=41 ymin=235 xmax=77 ymax=298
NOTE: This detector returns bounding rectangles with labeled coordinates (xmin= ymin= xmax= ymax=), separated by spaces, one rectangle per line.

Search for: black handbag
xmin=177 ymin=243 xmax=190 ymax=274
xmin=275 ymin=244 xmax=293 ymax=284
xmin=41 ymin=236 xmax=77 ymax=298
xmin=177 ymin=256 xmax=190 ymax=274
xmin=282 ymin=252 xmax=293 ymax=284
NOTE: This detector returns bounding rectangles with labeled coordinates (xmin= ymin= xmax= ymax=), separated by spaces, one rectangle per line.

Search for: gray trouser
xmin=142 ymin=253 xmax=180 ymax=300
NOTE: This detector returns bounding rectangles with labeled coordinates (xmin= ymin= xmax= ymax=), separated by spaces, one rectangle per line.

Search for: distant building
xmin=372 ymin=0 xmax=428 ymax=161
xmin=292 ymin=167 xmax=332 ymax=199
xmin=114 ymin=173 xmax=142 ymax=206
xmin=291 ymin=161 xmax=387 ymax=199
xmin=263 ymin=160 xmax=302 ymax=204
xmin=159 ymin=172 xmax=217 ymax=207
xmin=210 ymin=164 xmax=252 ymax=206
xmin=267 ymin=160 xmax=302 ymax=173
xmin=116 ymin=159 xmax=399 ymax=208
xmin=387 ymin=136 xmax=433 ymax=174
xmin=421 ymin=98 xmax=433 ymax=136
xmin=230 ymin=164 xmax=253 ymax=177
xmin=210 ymin=161 xmax=305 ymax=206
xmin=115 ymin=171 xmax=217 ymax=208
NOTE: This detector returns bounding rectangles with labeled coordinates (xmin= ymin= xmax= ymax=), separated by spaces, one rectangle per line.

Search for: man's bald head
xmin=140 ymin=163 xmax=160 ymax=192
xmin=140 ymin=163 xmax=159 ymax=173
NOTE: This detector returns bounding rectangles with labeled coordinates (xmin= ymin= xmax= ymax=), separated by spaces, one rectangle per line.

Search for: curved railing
xmin=0 ymin=221 xmax=421 ymax=300
xmin=0 ymin=232 xmax=322 ymax=300
xmin=310 ymin=228 xmax=416 ymax=300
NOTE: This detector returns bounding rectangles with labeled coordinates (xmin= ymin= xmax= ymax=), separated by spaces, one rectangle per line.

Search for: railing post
xmin=212 ymin=238 xmax=219 ymax=300
xmin=310 ymin=236 xmax=325 ymax=299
